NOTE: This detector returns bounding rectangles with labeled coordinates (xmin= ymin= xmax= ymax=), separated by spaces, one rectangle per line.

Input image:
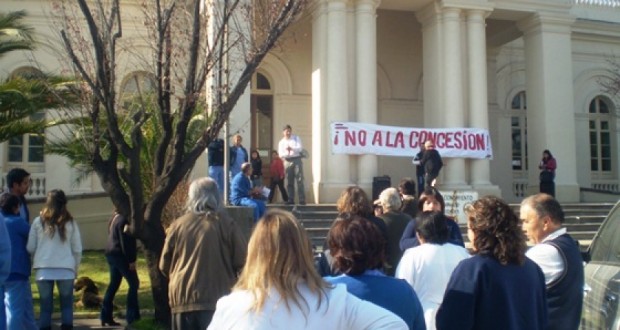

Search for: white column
xmin=323 ymin=0 xmax=350 ymax=201
xmin=467 ymin=9 xmax=492 ymax=188
xmin=441 ymin=7 xmax=468 ymax=188
xmin=416 ymin=3 xmax=443 ymax=125
xmin=311 ymin=0 xmax=328 ymax=203
xmin=518 ymin=13 xmax=579 ymax=202
xmin=356 ymin=0 xmax=379 ymax=190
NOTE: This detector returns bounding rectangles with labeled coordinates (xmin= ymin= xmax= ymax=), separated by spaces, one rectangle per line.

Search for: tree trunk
xmin=141 ymin=219 xmax=170 ymax=327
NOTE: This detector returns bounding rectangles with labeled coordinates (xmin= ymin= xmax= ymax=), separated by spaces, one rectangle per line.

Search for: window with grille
xmin=510 ymin=91 xmax=528 ymax=171
xmin=589 ymin=96 xmax=614 ymax=173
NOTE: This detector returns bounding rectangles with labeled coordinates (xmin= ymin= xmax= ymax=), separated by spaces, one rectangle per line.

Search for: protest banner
xmin=331 ymin=122 xmax=493 ymax=159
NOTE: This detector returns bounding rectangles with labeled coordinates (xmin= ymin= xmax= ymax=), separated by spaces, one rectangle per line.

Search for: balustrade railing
xmin=574 ymin=0 xmax=620 ymax=7
xmin=0 ymin=172 xmax=47 ymax=198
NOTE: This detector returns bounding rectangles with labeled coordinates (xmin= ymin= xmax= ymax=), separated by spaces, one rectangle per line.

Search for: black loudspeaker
xmin=372 ymin=176 xmax=391 ymax=201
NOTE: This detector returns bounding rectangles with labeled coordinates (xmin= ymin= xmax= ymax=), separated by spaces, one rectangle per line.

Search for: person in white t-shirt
xmin=395 ymin=211 xmax=470 ymax=330
xmin=277 ymin=125 xmax=306 ymax=205
xmin=208 ymin=209 xmax=407 ymax=330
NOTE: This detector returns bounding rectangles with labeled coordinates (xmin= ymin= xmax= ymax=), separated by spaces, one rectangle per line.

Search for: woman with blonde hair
xmin=435 ymin=196 xmax=547 ymax=330
xmin=208 ymin=209 xmax=407 ymax=329
xmin=27 ymin=190 xmax=82 ymax=330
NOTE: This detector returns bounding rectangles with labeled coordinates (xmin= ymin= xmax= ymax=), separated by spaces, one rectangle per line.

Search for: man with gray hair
xmin=520 ymin=193 xmax=583 ymax=330
xmin=377 ymin=187 xmax=411 ymax=276
xmin=159 ymin=177 xmax=247 ymax=330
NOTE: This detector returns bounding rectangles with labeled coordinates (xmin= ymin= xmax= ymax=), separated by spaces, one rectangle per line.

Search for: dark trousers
xmin=172 ymin=310 xmax=214 ymax=330
xmin=100 ymin=254 xmax=140 ymax=324
xmin=424 ymin=173 xmax=438 ymax=188
xmin=268 ymin=178 xmax=289 ymax=203
xmin=416 ymin=174 xmax=425 ymax=196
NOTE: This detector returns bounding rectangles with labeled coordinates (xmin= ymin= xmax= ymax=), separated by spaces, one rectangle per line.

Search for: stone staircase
xmin=270 ymin=202 xmax=616 ymax=251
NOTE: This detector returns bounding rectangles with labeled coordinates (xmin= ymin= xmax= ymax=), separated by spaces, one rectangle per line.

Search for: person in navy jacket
xmin=436 ymin=196 xmax=548 ymax=330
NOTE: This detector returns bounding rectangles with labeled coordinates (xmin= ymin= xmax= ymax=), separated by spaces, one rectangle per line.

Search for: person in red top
xmin=539 ymin=149 xmax=557 ymax=196
xmin=268 ymin=150 xmax=289 ymax=204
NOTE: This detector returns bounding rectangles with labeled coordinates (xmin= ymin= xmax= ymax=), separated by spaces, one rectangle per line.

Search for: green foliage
xmin=45 ymin=93 xmax=208 ymax=194
xmin=0 ymin=10 xmax=34 ymax=58
xmin=0 ymin=11 xmax=80 ymax=143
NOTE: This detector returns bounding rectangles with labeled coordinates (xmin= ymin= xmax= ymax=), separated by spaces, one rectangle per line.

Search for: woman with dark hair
xmin=435 ymin=196 xmax=548 ymax=330
xmin=100 ymin=210 xmax=140 ymax=326
xmin=395 ymin=211 xmax=469 ymax=330
xmin=249 ymin=149 xmax=263 ymax=188
xmin=325 ymin=214 xmax=426 ymax=330
xmin=399 ymin=187 xmax=464 ymax=251
xmin=27 ymin=190 xmax=82 ymax=330
xmin=208 ymin=209 xmax=407 ymax=329
xmin=398 ymin=178 xmax=417 ymax=219
xmin=539 ymin=149 xmax=557 ymax=196
xmin=336 ymin=186 xmax=387 ymax=239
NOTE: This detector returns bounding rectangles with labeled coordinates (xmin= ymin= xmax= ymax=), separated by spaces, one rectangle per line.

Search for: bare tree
xmin=600 ymin=59 xmax=620 ymax=110
xmin=50 ymin=0 xmax=306 ymax=324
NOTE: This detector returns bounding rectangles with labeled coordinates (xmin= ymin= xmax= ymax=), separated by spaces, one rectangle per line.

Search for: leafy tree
xmin=51 ymin=0 xmax=306 ymax=324
xmin=0 ymin=11 xmax=77 ymax=142
xmin=0 ymin=11 xmax=34 ymax=56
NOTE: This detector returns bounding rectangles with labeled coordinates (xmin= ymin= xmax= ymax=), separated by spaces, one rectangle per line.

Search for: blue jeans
xmin=236 ymin=198 xmax=266 ymax=222
xmin=4 ymin=280 xmax=37 ymax=330
xmin=208 ymin=166 xmax=225 ymax=198
xmin=0 ymin=285 xmax=5 ymax=330
xmin=101 ymin=254 xmax=140 ymax=324
xmin=36 ymin=279 xmax=74 ymax=328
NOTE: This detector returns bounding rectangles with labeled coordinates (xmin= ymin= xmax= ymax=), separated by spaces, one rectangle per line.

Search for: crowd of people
xmin=0 ymin=138 xmax=581 ymax=330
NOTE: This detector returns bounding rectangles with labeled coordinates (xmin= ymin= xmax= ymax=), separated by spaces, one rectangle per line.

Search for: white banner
xmin=331 ymin=122 xmax=493 ymax=159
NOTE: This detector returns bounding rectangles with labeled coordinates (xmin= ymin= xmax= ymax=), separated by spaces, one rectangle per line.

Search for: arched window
xmin=589 ymin=96 xmax=614 ymax=174
xmin=510 ymin=91 xmax=528 ymax=171
xmin=120 ymin=71 xmax=157 ymax=111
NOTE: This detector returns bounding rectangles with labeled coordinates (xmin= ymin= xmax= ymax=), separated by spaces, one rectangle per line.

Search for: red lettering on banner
xmin=409 ymin=131 xmax=419 ymax=148
xmin=345 ymin=130 xmax=356 ymax=146
xmin=454 ymin=132 xmax=463 ymax=149
xmin=436 ymin=133 xmax=446 ymax=148
xmin=386 ymin=132 xmax=395 ymax=147
xmin=372 ymin=131 xmax=383 ymax=146
xmin=445 ymin=132 xmax=453 ymax=148
xmin=359 ymin=130 xmax=367 ymax=146
xmin=395 ymin=132 xmax=404 ymax=148
xmin=476 ymin=134 xmax=485 ymax=150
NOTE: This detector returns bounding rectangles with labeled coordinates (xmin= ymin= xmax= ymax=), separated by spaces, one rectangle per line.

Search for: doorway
xmin=251 ymin=72 xmax=274 ymax=186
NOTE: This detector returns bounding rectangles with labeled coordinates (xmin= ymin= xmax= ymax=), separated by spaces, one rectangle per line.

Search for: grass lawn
xmin=30 ymin=250 xmax=154 ymax=317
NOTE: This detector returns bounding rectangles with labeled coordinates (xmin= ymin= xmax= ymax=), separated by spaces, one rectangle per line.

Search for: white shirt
xmin=395 ymin=243 xmax=470 ymax=330
xmin=207 ymin=283 xmax=407 ymax=330
xmin=525 ymin=227 xmax=567 ymax=285
xmin=278 ymin=135 xmax=303 ymax=159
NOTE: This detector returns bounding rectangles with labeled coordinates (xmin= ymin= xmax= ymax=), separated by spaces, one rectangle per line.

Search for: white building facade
xmin=2 ymin=0 xmax=620 ymax=203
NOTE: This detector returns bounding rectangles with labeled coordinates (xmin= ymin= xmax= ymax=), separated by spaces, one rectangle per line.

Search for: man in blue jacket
xmin=0 ymin=193 xmax=37 ymax=330
xmin=230 ymin=163 xmax=266 ymax=222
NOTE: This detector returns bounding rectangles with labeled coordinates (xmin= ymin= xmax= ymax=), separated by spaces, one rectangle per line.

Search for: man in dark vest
xmin=520 ymin=193 xmax=584 ymax=330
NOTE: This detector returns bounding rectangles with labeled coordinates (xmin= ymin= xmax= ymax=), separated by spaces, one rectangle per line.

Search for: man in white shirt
xmin=520 ymin=193 xmax=584 ymax=330
xmin=277 ymin=125 xmax=305 ymax=205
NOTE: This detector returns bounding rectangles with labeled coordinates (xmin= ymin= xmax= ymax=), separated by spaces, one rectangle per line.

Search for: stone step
xmin=267 ymin=202 xmax=615 ymax=252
